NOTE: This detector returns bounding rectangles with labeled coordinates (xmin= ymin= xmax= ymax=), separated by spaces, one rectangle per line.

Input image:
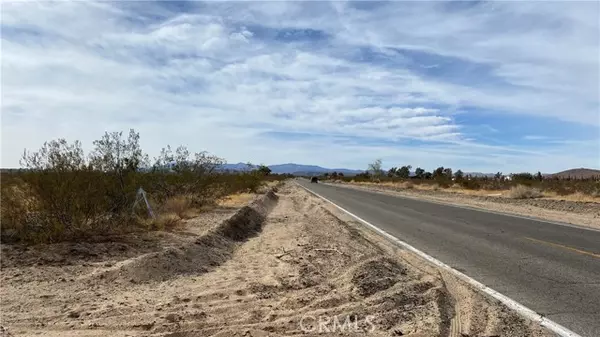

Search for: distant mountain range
xmin=463 ymin=172 xmax=497 ymax=178
xmin=220 ymin=163 xmax=364 ymax=176
xmin=218 ymin=164 xmax=600 ymax=179
xmin=219 ymin=164 xmax=508 ymax=177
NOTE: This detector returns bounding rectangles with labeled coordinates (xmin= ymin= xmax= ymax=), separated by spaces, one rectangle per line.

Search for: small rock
xmin=133 ymin=322 xmax=155 ymax=330
xmin=165 ymin=313 xmax=179 ymax=322
xmin=67 ymin=311 xmax=80 ymax=319
xmin=192 ymin=311 xmax=206 ymax=319
xmin=0 ymin=325 xmax=12 ymax=337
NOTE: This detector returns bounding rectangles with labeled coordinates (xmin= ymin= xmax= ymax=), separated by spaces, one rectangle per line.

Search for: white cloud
xmin=1 ymin=1 xmax=598 ymax=172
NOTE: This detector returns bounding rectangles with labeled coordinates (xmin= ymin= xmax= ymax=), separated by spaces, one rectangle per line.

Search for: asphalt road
xmin=297 ymin=180 xmax=600 ymax=337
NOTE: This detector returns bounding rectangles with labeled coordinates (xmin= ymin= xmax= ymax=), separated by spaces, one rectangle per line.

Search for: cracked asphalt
xmin=298 ymin=180 xmax=600 ymax=337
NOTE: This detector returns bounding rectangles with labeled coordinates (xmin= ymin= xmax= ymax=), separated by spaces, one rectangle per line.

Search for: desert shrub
xmin=507 ymin=185 xmax=542 ymax=199
xmin=4 ymin=139 xmax=131 ymax=243
xmin=479 ymin=179 xmax=508 ymax=191
xmin=163 ymin=196 xmax=192 ymax=219
xmin=1 ymin=178 xmax=36 ymax=243
xmin=1 ymin=130 xmax=280 ymax=244
xmin=539 ymin=179 xmax=600 ymax=197
xmin=1 ymin=169 xmax=139 ymax=243
xmin=460 ymin=179 xmax=481 ymax=190
xmin=564 ymin=192 xmax=596 ymax=202
xmin=434 ymin=179 xmax=451 ymax=188
xmin=149 ymin=214 xmax=181 ymax=231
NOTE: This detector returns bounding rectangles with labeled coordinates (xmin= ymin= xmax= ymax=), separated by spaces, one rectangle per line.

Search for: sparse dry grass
xmin=542 ymin=191 xmax=600 ymax=203
xmin=148 ymin=213 xmax=181 ymax=231
xmin=162 ymin=195 xmax=193 ymax=219
xmin=342 ymin=179 xmax=600 ymax=203
xmin=255 ymin=180 xmax=280 ymax=194
xmin=506 ymin=185 xmax=542 ymax=199
xmin=353 ymin=180 xmax=406 ymax=188
xmin=401 ymin=181 xmax=414 ymax=189
xmin=447 ymin=184 xmax=506 ymax=197
xmin=217 ymin=193 xmax=256 ymax=208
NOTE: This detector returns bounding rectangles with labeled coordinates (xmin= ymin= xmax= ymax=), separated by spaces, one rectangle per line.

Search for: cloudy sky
xmin=2 ymin=1 xmax=599 ymax=172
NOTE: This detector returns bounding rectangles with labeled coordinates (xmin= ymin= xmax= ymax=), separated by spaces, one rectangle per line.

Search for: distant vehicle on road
xmin=311 ymin=177 xmax=318 ymax=183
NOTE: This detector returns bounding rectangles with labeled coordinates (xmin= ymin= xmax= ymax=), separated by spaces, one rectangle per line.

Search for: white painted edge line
xmin=296 ymin=182 xmax=582 ymax=337
xmin=322 ymin=181 xmax=600 ymax=233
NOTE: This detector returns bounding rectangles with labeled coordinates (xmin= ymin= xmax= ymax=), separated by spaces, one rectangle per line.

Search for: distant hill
xmin=269 ymin=163 xmax=363 ymax=176
xmin=550 ymin=168 xmax=600 ymax=179
xmin=220 ymin=162 xmax=257 ymax=172
xmin=220 ymin=163 xmax=363 ymax=176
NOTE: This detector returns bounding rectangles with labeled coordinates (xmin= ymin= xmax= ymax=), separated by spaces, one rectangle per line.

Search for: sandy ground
xmin=331 ymin=181 xmax=599 ymax=230
xmin=1 ymin=183 xmax=552 ymax=336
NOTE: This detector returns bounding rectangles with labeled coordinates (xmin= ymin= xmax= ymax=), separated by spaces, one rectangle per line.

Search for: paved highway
xmin=297 ymin=180 xmax=600 ymax=337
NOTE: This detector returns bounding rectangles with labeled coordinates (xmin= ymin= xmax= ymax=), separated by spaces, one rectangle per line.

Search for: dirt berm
xmin=1 ymin=184 xmax=552 ymax=337
xmin=91 ymin=189 xmax=279 ymax=284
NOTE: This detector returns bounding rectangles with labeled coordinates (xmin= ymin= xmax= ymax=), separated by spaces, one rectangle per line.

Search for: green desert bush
xmin=1 ymin=129 xmax=281 ymax=244
xmin=459 ymin=179 xmax=481 ymax=190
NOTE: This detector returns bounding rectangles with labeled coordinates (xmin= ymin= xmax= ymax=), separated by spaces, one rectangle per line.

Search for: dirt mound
xmin=0 ymin=233 xmax=173 ymax=269
xmin=95 ymin=190 xmax=278 ymax=283
xmin=350 ymin=257 xmax=408 ymax=297
xmin=212 ymin=190 xmax=277 ymax=241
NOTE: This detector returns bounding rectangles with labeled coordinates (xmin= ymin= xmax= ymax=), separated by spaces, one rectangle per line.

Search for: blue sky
xmin=2 ymin=1 xmax=599 ymax=173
